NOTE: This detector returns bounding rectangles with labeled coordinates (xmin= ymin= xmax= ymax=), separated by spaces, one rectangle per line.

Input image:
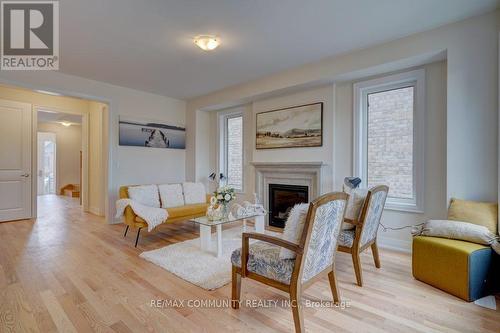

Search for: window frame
xmin=353 ymin=69 xmax=425 ymax=213
xmin=218 ymin=109 xmax=244 ymax=193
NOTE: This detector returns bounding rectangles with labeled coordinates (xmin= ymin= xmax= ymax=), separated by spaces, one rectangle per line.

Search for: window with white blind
xmin=219 ymin=111 xmax=244 ymax=191
xmin=354 ymin=69 xmax=425 ymax=212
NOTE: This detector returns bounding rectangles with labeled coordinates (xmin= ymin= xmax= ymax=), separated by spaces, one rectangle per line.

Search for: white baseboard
xmin=377 ymin=237 xmax=412 ymax=253
xmin=89 ymin=206 xmax=103 ymax=216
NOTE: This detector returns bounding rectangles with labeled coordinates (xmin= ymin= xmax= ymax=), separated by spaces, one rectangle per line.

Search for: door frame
xmin=34 ymin=106 xmax=90 ymax=213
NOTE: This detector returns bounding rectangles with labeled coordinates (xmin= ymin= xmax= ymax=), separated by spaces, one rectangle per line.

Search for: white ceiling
xmin=59 ymin=0 xmax=499 ymax=100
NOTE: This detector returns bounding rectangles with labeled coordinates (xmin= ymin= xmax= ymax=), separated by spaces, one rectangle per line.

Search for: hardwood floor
xmin=1 ymin=195 xmax=499 ymax=333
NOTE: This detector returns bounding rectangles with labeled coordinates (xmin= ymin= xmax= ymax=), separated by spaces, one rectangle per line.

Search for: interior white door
xmin=0 ymin=99 xmax=32 ymax=222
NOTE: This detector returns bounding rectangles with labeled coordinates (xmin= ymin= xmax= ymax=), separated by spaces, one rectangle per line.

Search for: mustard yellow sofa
xmin=119 ymin=185 xmax=210 ymax=246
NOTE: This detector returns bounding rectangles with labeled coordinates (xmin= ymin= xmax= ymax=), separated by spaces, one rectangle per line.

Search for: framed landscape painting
xmin=256 ymin=102 xmax=323 ymax=149
xmin=119 ymin=116 xmax=186 ymax=149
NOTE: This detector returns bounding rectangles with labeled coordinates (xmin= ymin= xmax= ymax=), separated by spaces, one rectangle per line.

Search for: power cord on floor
xmin=380 ymin=222 xmax=425 ymax=232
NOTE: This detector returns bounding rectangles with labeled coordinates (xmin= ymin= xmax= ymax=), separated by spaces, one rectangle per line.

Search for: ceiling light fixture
xmin=60 ymin=121 xmax=71 ymax=127
xmin=194 ymin=35 xmax=220 ymax=51
xmin=35 ymin=89 xmax=62 ymax=96
xmin=38 ymin=108 xmax=58 ymax=114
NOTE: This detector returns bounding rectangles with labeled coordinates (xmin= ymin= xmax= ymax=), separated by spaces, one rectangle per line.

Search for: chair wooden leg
xmin=134 ymin=228 xmax=142 ymax=247
xmin=123 ymin=225 xmax=129 ymax=237
xmin=352 ymin=251 xmax=363 ymax=287
xmin=290 ymin=286 xmax=304 ymax=333
xmin=231 ymin=266 xmax=241 ymax=309
xmin=328 ymin=270 xmax=340 ymax=303
xmin=371 ymin=242 xmax=381 ymax=268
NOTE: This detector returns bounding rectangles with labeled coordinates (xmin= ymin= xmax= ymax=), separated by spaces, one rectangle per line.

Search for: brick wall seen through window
xmin=367 ymin=87 xmax=414 ymax=199
xmin=226 ymin=116 xmax=243 ymax=190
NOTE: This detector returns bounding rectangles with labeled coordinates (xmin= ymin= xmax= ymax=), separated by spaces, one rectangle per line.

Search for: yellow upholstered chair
xmin=337 ymin=185 xmax=389 ymax=286
xmin=231 ymin=192 xmax=349 ymax=333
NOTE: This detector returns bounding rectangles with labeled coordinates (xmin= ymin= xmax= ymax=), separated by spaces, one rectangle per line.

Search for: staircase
xmin=60 ymin=184 xmax=80 ymax=198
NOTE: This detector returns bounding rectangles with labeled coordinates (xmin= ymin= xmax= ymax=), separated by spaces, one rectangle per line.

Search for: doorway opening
xmin=37 ymin=110 xmax=83 ymax=204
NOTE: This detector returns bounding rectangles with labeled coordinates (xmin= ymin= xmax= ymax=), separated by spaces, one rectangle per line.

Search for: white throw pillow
xmin=182 ymin=182 xmax=206 ymax=205
xmin=279 ymin=203 xmax=309 ymax=259
xmin=159 ymin=184 xmax=185 ymax=208
xmin=413 ymin=219 xmax=500 ymax=255
xmin=342 ymin=188 xmax=368 ymax=230
xmin=127 ymin=185 xmax=160 ymax=208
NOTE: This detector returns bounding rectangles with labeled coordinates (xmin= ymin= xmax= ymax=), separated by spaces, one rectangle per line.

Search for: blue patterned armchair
xmin=338 ymin=185 xmax=389 ymax=286
xmin=231 ymin=192 xmax=349 ymax=333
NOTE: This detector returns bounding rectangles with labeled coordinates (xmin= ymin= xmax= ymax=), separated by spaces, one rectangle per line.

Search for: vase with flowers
xmin=214 ymin=185 xmax=236 ymax=219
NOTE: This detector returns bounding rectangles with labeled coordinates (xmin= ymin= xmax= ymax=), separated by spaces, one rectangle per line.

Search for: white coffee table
xmin=190 ymin=214 xmax=265 ymax=258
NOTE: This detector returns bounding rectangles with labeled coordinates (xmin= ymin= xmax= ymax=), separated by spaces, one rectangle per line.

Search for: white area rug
xmin=140 ymin=226 xmax=279 ymax=290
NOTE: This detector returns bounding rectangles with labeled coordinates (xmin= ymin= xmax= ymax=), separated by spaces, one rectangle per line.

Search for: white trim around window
xmin=217 ymin=108 xmax=244 ymax=193
xmin=353 ymin=69 xmax=425 ymax=213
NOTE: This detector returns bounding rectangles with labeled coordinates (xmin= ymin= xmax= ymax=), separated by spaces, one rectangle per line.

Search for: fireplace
xmin=268 ymin=184 xmax=309 ymax=228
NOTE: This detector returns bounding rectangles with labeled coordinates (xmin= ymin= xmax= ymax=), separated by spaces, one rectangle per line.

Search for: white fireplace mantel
xmin=251 ymin=161 xmax=324 ymax=168
xmin=251 ymin=162 xmax=326 ymax=222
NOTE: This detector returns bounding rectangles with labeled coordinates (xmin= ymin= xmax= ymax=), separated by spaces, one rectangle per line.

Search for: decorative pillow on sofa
xmin=182 ymin=182 xmax=206 ymax=205
xmin=448 ymin=198 xmax=498 ymax=234
xmin=342 ymin=188 xmax=368 ymax=230
xmin=412 ymin=219 xmax=500 ymax=255
xmin=159 ymin=184 xmax=184 ymax=208
xmin=128 ymin=185 xmax=160 ymax=208
xmin=279 ymin=203 xmax=309 ymax=259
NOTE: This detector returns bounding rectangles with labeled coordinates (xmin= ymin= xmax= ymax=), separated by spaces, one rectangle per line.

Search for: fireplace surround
xmin=251 ymin=161 xmax=325 ymax=226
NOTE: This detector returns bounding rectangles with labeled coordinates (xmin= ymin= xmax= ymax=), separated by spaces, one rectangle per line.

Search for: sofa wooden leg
xmin=123 ymin=225 xmax=129 ymax=237
xmin=134 ymin=228 xmax=142 ymax=247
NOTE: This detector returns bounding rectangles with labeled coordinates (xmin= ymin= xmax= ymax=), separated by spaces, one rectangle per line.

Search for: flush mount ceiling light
xmin=194 ymin=35 xmax=220 ymax=51
xmin=60 ymin=121 xmax=72 ymax=127
xmin=35 ymin=89 xmax=61 ymax=96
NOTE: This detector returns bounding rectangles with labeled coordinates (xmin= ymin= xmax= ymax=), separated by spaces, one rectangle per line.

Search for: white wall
xmin=445 ymin=11 xmax=498 ymax=202
xmin=187 ymin=10 xmax=499 ymax=203
xmin=0 ymin=71 xmax=186 ymax=222
xmin=195 ymin=109 xmax=211 ymax=190
xmin=205 ymin=62 xmax=446 ymax=250
xmin=37 ymin=122 xmax=82 ymax=192
xmin=88 ymin=101 xmax=107 ymax=216
xmin=188 ymin=11 xmax=499 ymax=251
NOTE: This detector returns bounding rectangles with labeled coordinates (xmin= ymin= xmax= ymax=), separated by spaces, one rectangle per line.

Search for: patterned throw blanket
xmin=115 ymin=199 xmax=168 ymax=232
